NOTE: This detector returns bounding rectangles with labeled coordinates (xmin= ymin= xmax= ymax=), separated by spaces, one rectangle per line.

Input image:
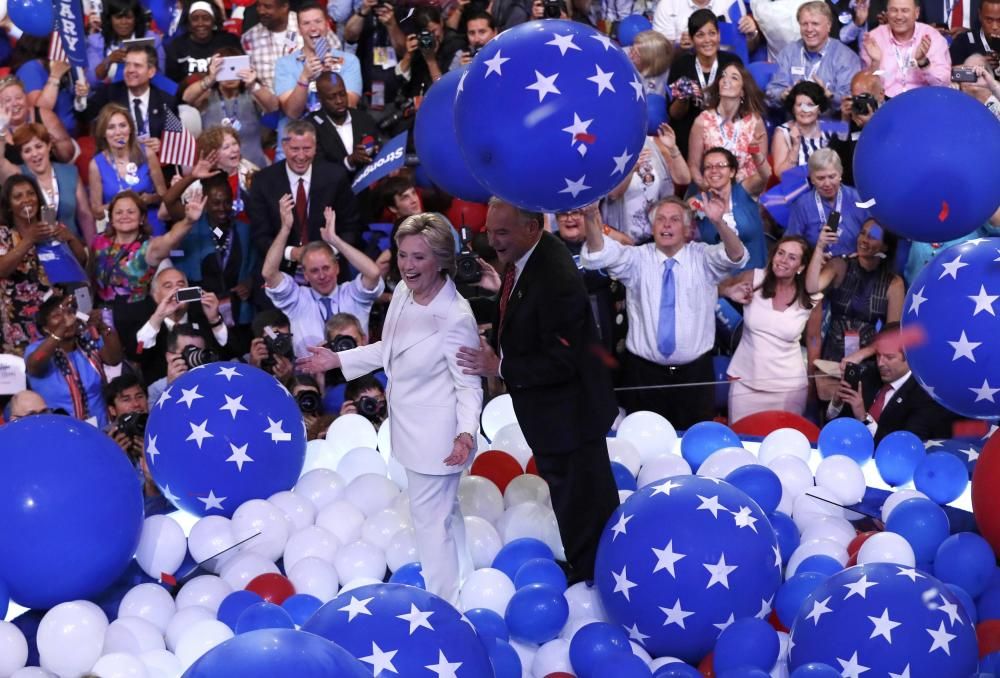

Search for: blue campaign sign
xmin=37 ymin=242 xmax=87 ymax=284
xmin=55 ymin=0 xmax=88 ymax=70
xmin=351 ymin=131 xmax=408 ymax=194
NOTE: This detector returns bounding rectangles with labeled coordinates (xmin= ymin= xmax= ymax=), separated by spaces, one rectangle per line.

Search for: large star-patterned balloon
xmin=903 ymin=238 xmax=1000 ymax=419
xmin=145 ymin=362 xmax=306 ymax=517
xmin=454 ymin=19 xmax=647 ymax=212
xmin=594 ymin=475 xmax=781 ymax=662
xmin=788 ymin=563 xmax=978 ymax=677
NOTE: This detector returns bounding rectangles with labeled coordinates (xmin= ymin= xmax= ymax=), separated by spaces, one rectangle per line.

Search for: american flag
xmin=159 ymin=108 xmax=197 ymax=167
xmin=48 ymin=32 xmax=67 ymax=64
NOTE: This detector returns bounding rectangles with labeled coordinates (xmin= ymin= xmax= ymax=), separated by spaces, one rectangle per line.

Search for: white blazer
xmin=339 ymin=278 xmax=483 ymax=475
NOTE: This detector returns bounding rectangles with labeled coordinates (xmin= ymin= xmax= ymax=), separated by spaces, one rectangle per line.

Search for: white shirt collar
xmin=332 ymin=111 xmax=352 ymax=129
xmin=887 ymin=370 xmax=912 ymax=394
xmin=286 ymin=163 xmax=313 ymax=187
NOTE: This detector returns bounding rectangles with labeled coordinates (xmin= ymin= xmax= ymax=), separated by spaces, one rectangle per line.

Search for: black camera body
xmin=181 ymin=344 xmax=219 ymax=369
xmin=417 ymin=29 xmax=435 ymax=50
xmin=326 ymin=334 xmax=358 ymax=353
xmin=296 ymin=389 xmax=323 ymax=416
xmin=356 ymin=395 xmax=387 ymax=422
xmin=117 ymin=412 xmax=148 ymax=437
xmin=543 ymin=0 xmax=563 ymax=17
xmin=454 ymin=225 xmax=482 ymax=285
xmin=261 ymin=327 xmax=294 ymax=372
xmin=851 ymin=92 xmax=878 ymax=116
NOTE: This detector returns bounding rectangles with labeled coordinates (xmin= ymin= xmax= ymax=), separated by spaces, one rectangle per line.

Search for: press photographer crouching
xmin=104 ymin=373 xmax=160 ymax=497
xmin=321 ymin=313 xmax=389 ymax=415
xmin=248 ymin=309 xmax=295 ymax=384
xmin=828 ymin=71 xmax=885 ymax=186
xmin=290 ymin=374 xmax=333 ymax=439
xmin=147 ymin=324 xmax=219 ymax=406
xmin=340 ymin=374 xmax=387 ymax=428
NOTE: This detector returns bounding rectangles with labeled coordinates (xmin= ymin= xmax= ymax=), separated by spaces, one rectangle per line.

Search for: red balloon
xmin=526 ymin=456 xmax=539 ymax=476
xmin=543 ymin=674 xmax=575 ymax=678
xmin=245 ymin=573 xmax=296 ymax=604
xmin=768 ymin=609 xmax=788 ymax=633
xmin=972 ymin=431 xmax=1000 ymax=554
xmin=847 ymin=530 xmax=880 ymax=558
xmin=470 ymin=450 xmax=523 ymax=493
xmin=698 ymin=651 xmax=715 ymax=677
xmin=977 ymin=619 xmax=1000 ymax=658
xmin=730 ymin=410 xmax=821 ymax=443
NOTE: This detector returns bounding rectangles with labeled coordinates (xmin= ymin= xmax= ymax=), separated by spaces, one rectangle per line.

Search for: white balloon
xmin=377 ymin=417 xmax=392 ymax=457
xmin=785 ymin=538 xmax=848 ymax=578
xmin=857 ymin=531 xmax=916 ymax=567
xmin=776 ymin=630 xmax=790 ymax=663
xmin=283 ymin=525 xmax=341 ymax=572
xmin=697 ymin=446 xmax=757 ymax=478
xmin=174 ymin=575 xmax=232 ymax=615
xmin=459 ymin=568 xmax=516 ymax=615
xmin=38 ymin=601 xmax=108 ymax=678
xmin=503 ymin=474 xmax=551 ymax=510
xmin=385 ymin=528 xmax=419 ymax=572
xmin=173 ymin=620 xmax=233 ymax=670
xmin=340 ymin=576 xmax=383 ymax=593
xmin=294 ymin=469 xmax=346 ymax=511
xmin=187 ymin=516 xmax=240 ymax=575
xmin=636 ymin=455 xmax=692 ymax=488
xmin=267 ymin=490 xmax=317 ymax=533
xmin=758 ymin=428 xmax=812 ymax=464
xmin=459 ymin=475 xmax=505 ymax=525
xmin=139 ymin=649 xmax=182 ymax=678
xmin=618 ymin=490 xmax=634 ymax=503
xmin=650 ymin=657 xmax=685 ymax=671
xmin=333 ymin=540 xmax=387 ymax=583
xmin=490 ymin=423 xmax=532 ymax=468
xmin=558 ymin=616 xmax=595 ymax=641
xmin=768 ymin=454 xmax=815 ymax=515
xmin=326 ymin=414 xmax=378 ymax=459
xmin=464 ymin=516 xmax=504 ymax=570
xmin=616 ymin=411 xmax=678 ymax=464
xmin=288 ymin=556 xmax=340 ymax=603
xmin=230 ymin=499 xmax=290 ymax=562
xmin=482 ymin=394 xmax=517 ymax=440
xmin=532 ymin=638 xmax=573 ymax=678
xmin=881 ymin=489 xmax=929 ymax=522
xmin=91 ymin=653 xmax=149 ymax=678
xmin=362 ymin=508 xmax=410 ymax=552
xmin=11 ymin=670 xmax=55 ymax=678
xmin=800 ymin=515 xmax=857 ymax=548
xmin=135 ymin=515 xmax=187 ymax=581
xmin=509 ymin=639 xmax=538 ymax=674
xmin=630 ymin=641 xmax=652 ymax=664
xmin=343 ymin=473 xmax=400 ymax=517
xmin=104 ymin=617 xmax=164 ymax=655
xmin=564 ymin=581 xmax=609 ymax=623
xmin=815 ymin=455 xmax=866 ymax=506
xmin=792 ymin=485 xmax=846 ymax=533
xmin=497 ymin=502 xmax=565 ymax=560
xmin=386 ymin=455 xmax=409 ymax=490
xmin=301 ymin=438 xmax=340 ymax=475
xmin=0 ymin=621 xmax=28 ymax=678
xmin=165 ymin=606 xmax=215 ymax=652
xmin=337 ymin=446 xmax=388 ymax=483
xmin=119 ymin=584 xmax=176 ymax=634
xmin=316 ymin=499 xmax=366 ymax=545
xmin=607 ymin=438 xmax=641 ymax=478
xmin=219 ymin=552 xmax=280 ymax=590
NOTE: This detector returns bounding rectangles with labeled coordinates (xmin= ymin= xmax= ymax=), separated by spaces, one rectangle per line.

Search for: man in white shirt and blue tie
xmin=581 ymin=196 xmax=747 ymax=430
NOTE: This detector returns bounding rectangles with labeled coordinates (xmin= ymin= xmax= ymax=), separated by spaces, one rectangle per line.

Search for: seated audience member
xmin=262 ymin=195 xmax=384 ymax=357
xmin=581 ymin=196 xmax=748 ymax=429
xmin=806 ymin=219 xmax=904 ymax=364
xmin=653 ymin=0 xmax=761 ymax=53
xmin=25 ymin=294 xmax=122 ymax=428
xmin=771 ymin=81 xmax=833 ymax=179
xmin=0 ymin=76 xmax=75 ymax=163
xmin=956 ymin=55 xmax=1000 ymax=119
xmin=827 ymin=71 xmax=885 ymax=186
xmin=115 ymin=267 xmax=231 ymax=384
xmin=692 ymin=147 xmax=767 ymax=271
xmin=630 ymin=31 xmax=673 ymax=97
xmin=949 ymin=0 xmax=1000 ymax=65
xmin=449 ymin=11 xmax=499 ymax=71
xmin=86 ymin=0 xmax=167 ymax=87
xmin=688 ymin=62 xmax=771 ymax=196
xmin=164 ymin=1 xmax=242 ymax=84
xmin=0 ymin=175 xmax=87 ymax=356
xmin=305 ymin=72 xmax=381 ymax=176
xmin=829 ymin=322 xmax=956 ymax=444
xmin=240 ymin=0 xmax=304 ymax=91
xmin=785 ymin=149 xmax=868 ymax=256
xmin=248 ymin=308 xmax=295 ymax=382
xmin=861 ymin=0 xmax=949 ymax=96
xmin=147 ymin=322 xmax=219 ymax=408
xmin=7 ymin=389 xmax=49 ymax=420
xmin=765 ymin=1 xmax=861 ymax=112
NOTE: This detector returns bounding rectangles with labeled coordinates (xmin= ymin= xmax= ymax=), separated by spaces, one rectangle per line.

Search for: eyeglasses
xmin=556 ymin=210 xmax=583 ymax=219
xmin=703 ymin=162 xmax=731 ymax=171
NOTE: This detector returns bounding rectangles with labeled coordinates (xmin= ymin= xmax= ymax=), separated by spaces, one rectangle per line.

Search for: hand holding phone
xmin=175 ymin=286 xmax=203 ymax=304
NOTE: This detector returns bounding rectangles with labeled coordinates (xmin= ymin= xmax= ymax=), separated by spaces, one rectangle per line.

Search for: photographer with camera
xmin=449 ymin=11 xmax=498 ymax=70
xmin=340 ymin=374 xmax=388 ymax=427
xmin=827 ymin=71 xmax=885 ymax=187
xmin=147 ymin=323 xmax=220 ymax=407
xmin=248 ymin=309 xmax=296 ymax=383
xmin=343 ymin=0 xmax=409 ymax=113
xmin=104 ymin=373 xmax=149 ymax=469
xmin=290 ymin=373 xmax=331 ymax=438
xmin=397 ymin=6 xmax=465 ymax=96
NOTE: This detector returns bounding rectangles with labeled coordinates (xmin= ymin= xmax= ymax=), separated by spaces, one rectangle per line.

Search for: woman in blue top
xmin=11 ymin=35 xmax=79 ymax=136
xmin=86 ymin=0 xmax=167 ymax=88
xmin=785 ymin=148 xmax=868 ymax=258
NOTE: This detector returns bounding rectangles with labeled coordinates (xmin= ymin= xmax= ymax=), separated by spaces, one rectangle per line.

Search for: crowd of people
xmin=0 ymin=0 xmax=997 ymax=596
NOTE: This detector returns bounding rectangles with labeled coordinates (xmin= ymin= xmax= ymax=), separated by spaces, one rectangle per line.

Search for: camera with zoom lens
xmin=181 ymin=344 xmax=219 ymax=368
xmin=296 ymin=389 xmax=323 ymax=416
xmin=454 ymin=225 xmax=482 ymax=285
xmin=261 ymin=326 xmax=294 ymax=372
xmin=117 ymin=412 xmax=148 ymax=437
xmin=325 ymin=334 xmax=358 ymax=353
xmin=417 ymin=29 xmax=435 ymax=50
xmin=851 ymin=92 xmax=878 ymax=116
xmin=543 ymin=0 xmax=563 ymax=17
xmin=356 ymin=395 xmax=387 ymax=422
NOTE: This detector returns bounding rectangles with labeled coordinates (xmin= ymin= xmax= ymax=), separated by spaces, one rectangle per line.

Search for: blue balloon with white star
xmin=145 ymin=362 xmax=307 ymax=518
xmin=302 ymin=583 xmax=493 ymax=677
xmin=788 ymin=562 xmax=978 ymax=677
xmin=454 ymin=19 xmax=647 ymax=212
xmin=902 ymin=238 xmax=1000 ymax=419
xmin=594 ymin=475 xmax=781 ymax=662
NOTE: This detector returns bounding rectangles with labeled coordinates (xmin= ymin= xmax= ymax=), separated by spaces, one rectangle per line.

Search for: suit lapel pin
xmin=896 ymin=397 xmax=903 ymax=403
xmin=516 ymin=290 xmax=523 ymax=299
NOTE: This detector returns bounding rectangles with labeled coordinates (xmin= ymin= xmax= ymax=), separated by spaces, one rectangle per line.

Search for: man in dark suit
xmin=457 ymin=198 xmax=620 ymax=585
xmin=306 ymin=72 xmax=381 ymax=178
xmin=81 ymin=44 xmax=178 ymax=153
xmin=248 ymin=118 xmax=363 ymax=275
xmin=832 ymin=323 xmax=956 ymax=445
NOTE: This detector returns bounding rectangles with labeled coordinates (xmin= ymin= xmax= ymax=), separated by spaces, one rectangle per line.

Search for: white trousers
xmin=405 ymin=469 xmax=471 ymax=607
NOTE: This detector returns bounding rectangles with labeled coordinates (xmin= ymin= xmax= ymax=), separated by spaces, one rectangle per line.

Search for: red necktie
xmin=950 ymin=0 xmax=963 ymax=30
xmin=295 ymin=177 xmax=308 ymax=245
xmin=869 ymin=384 xmax=892 ymax=422
xmin=498 ymin=264 xmax=516 ymax=329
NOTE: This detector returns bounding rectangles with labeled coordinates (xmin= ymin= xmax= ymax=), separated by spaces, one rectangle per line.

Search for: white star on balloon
xmin=220 ymin=394 xmax=248 ymax=419
xmin=339 ymin=596 xmax=374 ymax=622
xmin=225 ymin=442 xmax=253 ymax=471
xmin=589 ymin=33 xmax=615 ymax=50
xmin=360 ymin=641 xmax=399 ymax=674
xmin=162 ymin=485 xmax=180 ymax=506
xmin=868 ymin=607 xmax=901 ymax=643
xmin=624 ymin=623 xmax=650 ymax=644
xmin=458 ymin=69 xmax=468 ymax=92
xmin=968 ymin=285 xmax=998 ymax=316
xmin=844 ymin=574 xmax=878 ymax=599
xmin=558 ymin=175 xmax=590 ymax=198
xmin=397 ymin=603 xmax=434 ymax=634
xmin=157 ymin=387 xmax=173 ymax=410
xmin=713 ymin=612 xmax=735 ymax=633
xmin=965 ymin=238 xmax=989 ymax=246
xmin=960 ymin=446 xmax=980 ymax=463
xmin=176 ymin=386 xmax=204 ymax=408
xmin=772 ymin=545 xmax=781 ymax=568
xmin=896 ymin=567 xmax=924 ymax=582
xmin=197 ymin=489 xmax=226 ymax=511
xmin=659 ymin=599 xmax=694 ymax=628
xmin=889 ymin=665 xmax=911 ymax=678
xmin=805 ymin=596 xmax=833 ymax=625
xmin=703 ymin=553 xmax=738 ymax=589
xmin=425 ymin=650 xmax=462 ymax=678
xmin=146 ymin=435 xmax=160 ymax=464
xmin=948 ymin=331 xmax=981 ymax=362
xmin=587 ymin=64 xmax=616 ymax=95
xmin=629 ymin=74 xmax=645 ymax=101
xmin=937 ymin=595 xmax=964 ymax=626
xmin=561 ymin=113 xmax=593 ymax=146
xmin=264 ymin=417 xmax=292 ymax=442
xmin=995 ymin=248 xmax=1000 ymax=262
xmin=696 ymin=494 xmax=726 ymax=518
xmin=611 ymin=512 xmax=632 ymax=541
xmin=611 ymin=149 xmax=633 ymax=175
xmin=927 ymin=620 xmax=956 ymax=655
xmin=651 ymin=540 xmax=686 ymax=576
xmin=837 ymin=651 xmax=870 ymax=678
xmin=908 ymin=286 xmax=928 ymax=316
xmin=756 ymin=595 xmax=774 ymax=619
xmin=649 ymin=478 xmax=680 ymax=496
xmin=971 ymin=378 xmax=1000 ymax=403
xmin=483 ymin=50 xmax=509 ymax=77
xmin=731 ymin=506 xmax=759 ymax=532
xmin=612 ymin=565 xmax=637 ymax=600
xmin=925 ymin=439 xmax=944 ymax=449
xmin=525 ymin=70 xmax=560 ymax=101
xmin=186 ymin=419 xmax=214 ymax=449
xmin=216 ymin=366 xmax=241 ymax=381
xmin=938 ymin=255 xmax=968 ymax=280
xmin=545 ymin=33 xmax=581 ymax=56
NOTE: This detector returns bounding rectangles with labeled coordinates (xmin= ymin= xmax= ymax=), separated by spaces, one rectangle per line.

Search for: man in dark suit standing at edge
xmin=458 ymin=198 xmax=620 ymax=585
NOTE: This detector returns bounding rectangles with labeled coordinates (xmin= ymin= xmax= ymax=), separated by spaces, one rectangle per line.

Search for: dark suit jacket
xmin=247 ymin=160 xmax=363 ymax=264
xmin=491 ymin=232 xmax=618 ymax=453
xmin=82 ymin=83 xmax=178 ymax=139
xmin=306 ymin=109 xmax=382 ymax=177
xmin=836 ymin=372 xmax=956 ymax=446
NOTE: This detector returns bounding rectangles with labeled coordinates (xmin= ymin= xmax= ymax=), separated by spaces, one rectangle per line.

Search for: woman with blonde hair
xmin=630 ymin=30 xmax=673 ymax=97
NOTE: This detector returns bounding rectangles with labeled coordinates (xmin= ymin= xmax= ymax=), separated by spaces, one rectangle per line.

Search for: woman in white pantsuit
xmin=297 ymin=213 xmax=483 ymax=606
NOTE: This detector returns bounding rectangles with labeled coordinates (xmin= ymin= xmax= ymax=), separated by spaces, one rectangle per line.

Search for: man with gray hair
xmin=581 ymin=196 xmax=747 ymax=429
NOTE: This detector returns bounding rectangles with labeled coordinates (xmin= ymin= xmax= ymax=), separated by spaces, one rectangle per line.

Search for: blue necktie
xmin=319 ymin=296 xmax=333 ymax=321
xmin=657 ymin=258 xmax=676 ymax=358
